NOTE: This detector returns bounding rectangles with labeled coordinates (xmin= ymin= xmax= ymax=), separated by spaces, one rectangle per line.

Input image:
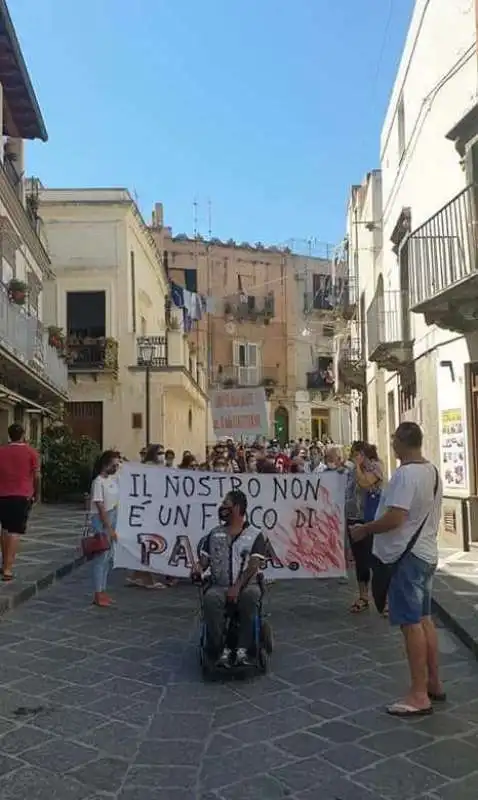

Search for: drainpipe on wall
xmin=476 ymin=0 xmax=478 ymax=68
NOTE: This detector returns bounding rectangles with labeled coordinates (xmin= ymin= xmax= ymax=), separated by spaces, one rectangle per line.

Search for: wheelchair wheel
xmin=258 ymin=646 xmax=269 ymax=674
xmin=260 ymin=620 xmax=273 ymax=655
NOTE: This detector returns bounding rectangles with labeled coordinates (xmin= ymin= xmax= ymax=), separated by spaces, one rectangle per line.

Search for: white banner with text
xmin=115 ymin=465 xmax=346 ymax=579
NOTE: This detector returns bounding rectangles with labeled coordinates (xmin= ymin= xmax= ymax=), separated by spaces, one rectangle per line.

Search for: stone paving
xmin=0 ymin=503 xmax=85 ymax=613
xmin=0 ymin=568 xmax=476 ymax=798
xmin=433 ymin=544 xmax=478 ymax=656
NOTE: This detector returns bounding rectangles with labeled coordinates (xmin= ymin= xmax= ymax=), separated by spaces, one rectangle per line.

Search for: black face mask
xmin=218 ymin=506 xmax=232 ymax=524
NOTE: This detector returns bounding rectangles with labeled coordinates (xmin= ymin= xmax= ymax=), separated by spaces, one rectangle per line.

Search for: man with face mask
xmin=192 ymin=490 xmax=267 ymax=667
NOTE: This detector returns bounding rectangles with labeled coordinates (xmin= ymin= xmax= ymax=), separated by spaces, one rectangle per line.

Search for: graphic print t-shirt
xmin=200 ymin=524 xmax=267 ymax=586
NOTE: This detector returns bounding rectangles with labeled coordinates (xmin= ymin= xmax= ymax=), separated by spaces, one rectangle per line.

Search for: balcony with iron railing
xmin=337 ymin=336 xmax=366 ymax=391
xmin=223 ymin=292 xmax=275 ymax=324
xmin=409 ymin=184 xmax=478 ymax=330
xmin=214 ymin=364 xmax=279 ymax=390
xmin=0 ymin=284 xmax=67 ymax=395
xmin=303 ymin=278 xmax=352 ymax=315
xmin=306 ymin=367 xmax=335 ymax=392
xmin=67 ymin=337 xmax=119 ymax=376
xmin=133 ymin=332 xmax=207 ymax=398
xmin=0 ymin=157 xmax=46 ymax=263
xmin=367 ymin=289 xmax=413 ymax=372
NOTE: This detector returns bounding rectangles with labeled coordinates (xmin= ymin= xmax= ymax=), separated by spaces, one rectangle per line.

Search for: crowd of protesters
xmin=138 ymin=437 xmax=342 ymax=475
xmin=87 ymin=423 xmax=445 ymax=718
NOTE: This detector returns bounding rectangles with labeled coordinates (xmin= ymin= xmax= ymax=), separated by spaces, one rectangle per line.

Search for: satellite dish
xmin=239 ymin=293 xmax=248 ymax=304
xmin=225 ymin=322 xmax=236 ymax=335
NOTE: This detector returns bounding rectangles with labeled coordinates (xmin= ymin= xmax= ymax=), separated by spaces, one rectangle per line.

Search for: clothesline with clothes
xmin=170 ymin=282 xmax=212 ymax=333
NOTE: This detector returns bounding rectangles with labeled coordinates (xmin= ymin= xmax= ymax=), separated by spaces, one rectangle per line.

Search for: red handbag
xmin=81 ymin=509 xmax=111 ymax=558
xmin=82 ymin=534 xmax=110 ymax=558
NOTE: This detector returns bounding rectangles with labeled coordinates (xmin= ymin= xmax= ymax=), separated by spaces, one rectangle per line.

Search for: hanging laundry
xmin=171 ymin=283 xmax=184 ymax=309
xmin=183 ymin=308 xmax=193 ymax=333
xmin=191 ymin=293 xmax=203 ymax=321
xmin=182 ymin=289 xmax=194 ymax=317
xmin=205 ymin=295 xmax=215 ymax=314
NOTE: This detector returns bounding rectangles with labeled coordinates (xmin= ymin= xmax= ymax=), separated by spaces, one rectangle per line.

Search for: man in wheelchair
xmin=191 ymin=489 xmax=267 ymax=668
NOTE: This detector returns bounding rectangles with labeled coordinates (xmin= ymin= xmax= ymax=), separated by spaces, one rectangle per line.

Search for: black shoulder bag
xmin=371 ymin=465 xmax=439 ymax=614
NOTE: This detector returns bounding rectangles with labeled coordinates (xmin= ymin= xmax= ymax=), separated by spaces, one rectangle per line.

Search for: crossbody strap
xmin=396 ymin=464 xmax=439 ymax=566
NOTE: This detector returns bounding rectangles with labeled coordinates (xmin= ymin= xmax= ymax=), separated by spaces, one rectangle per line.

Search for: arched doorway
xmin=274 ymin=406 xmax=289 ymax=445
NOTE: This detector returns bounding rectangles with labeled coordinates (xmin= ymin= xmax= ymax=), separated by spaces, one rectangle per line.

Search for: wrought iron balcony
xmin=68 ymin=338 xmax=119 ymax=375
xmin=367 ymin=290 xmax=413 ymax=371
xmin=338 ymin=337 xmax=366 ymax=390
xmin=215 ymin=364 xmax=279 ymax=389
xmin=409 ymin=184 xmax=478 ymax=331
xmin=0 ymin=283 xmax=67 ymax=394
xmin=306 ymin=369 xmax=335 ymax=391
xmin=136 ymin=335 xmax=168 ymax=367
xmin=223 ymin=292 xmax=275 ymax=323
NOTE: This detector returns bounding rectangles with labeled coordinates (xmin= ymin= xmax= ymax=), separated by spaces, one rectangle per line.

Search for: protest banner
xmin=115 ymin=465 xmax=347 ymax=578
xmin=210 ymin=387 xmax=268 ymax=440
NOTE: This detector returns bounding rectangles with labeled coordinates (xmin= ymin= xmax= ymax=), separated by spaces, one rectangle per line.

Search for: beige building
xmin=349 ymin=0 xmax=478 ymax=547
xmin=291 ymin=240 xmax=358 ymax=443
xmin=150 ymin=207 xmax=351 ymax=444
xmin=39 ymin=189 xmax=207 ymax=460
xmin=0 ymin=1 xmax=68 ymax=445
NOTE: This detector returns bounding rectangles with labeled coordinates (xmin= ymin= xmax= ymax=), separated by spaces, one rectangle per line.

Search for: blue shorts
xmin=388 ymin=553 xmax=436 ymax=626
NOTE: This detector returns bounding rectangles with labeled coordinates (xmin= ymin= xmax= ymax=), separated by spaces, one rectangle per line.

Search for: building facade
xmin=0 ymin=1 xmax=68 ymax=446
xmin=291 ymin=240 xmax=356 ymax=443
xmin=358 ymin=0 xmax=478 ymax=547
xmin=150 ymin=207 xmax=352 ymax=444
xmin=39 ymin=189 xmax=207 ymax=460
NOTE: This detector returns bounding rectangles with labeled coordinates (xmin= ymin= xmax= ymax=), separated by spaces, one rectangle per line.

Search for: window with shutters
xmin=233 ymin=341 xmax=261 ymax=386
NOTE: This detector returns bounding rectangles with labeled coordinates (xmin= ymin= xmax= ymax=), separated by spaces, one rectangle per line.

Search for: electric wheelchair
xmin=192 ymin=572 xmax=273 ymax=680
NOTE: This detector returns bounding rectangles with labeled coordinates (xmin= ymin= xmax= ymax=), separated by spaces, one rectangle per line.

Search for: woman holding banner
xmin=348 ymin=442 xmax=384 ymax=614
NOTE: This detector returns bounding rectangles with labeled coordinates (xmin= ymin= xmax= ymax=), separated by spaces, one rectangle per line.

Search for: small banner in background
xmin=210 ymin=387 xmax=269 ymax=440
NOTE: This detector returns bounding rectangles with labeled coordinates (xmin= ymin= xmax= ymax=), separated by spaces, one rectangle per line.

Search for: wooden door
xmin=65 ymin=401 xmax=103 ymax=447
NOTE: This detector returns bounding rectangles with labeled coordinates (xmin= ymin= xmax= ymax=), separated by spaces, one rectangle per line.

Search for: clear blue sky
xmin=11 ymin=0 xmax=414 ymax=248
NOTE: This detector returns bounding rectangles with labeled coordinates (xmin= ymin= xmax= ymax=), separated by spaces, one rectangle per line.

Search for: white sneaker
xmin=235 ymin=647 xmax=250 ymax=665
xmin=217 ymin=647 xmax=231 ymax=667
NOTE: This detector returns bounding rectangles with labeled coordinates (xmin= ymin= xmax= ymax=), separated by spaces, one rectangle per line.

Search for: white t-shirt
xmin=372 ymin=462 xmax=442 ymax=565
xmin=90 ymin=474 xmax=119 ymax=513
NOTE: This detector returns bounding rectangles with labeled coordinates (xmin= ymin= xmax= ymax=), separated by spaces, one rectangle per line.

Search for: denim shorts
xmin=388 ymin=552 xmax=436 ymax=626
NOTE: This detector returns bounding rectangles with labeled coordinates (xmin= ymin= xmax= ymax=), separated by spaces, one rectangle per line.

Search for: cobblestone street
xmin=0 ymin=569 xmax=477 ymax=799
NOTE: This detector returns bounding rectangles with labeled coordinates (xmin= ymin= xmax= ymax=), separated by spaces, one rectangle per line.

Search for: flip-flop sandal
xmin=2 ymin=573 xmax=13 ymax=582
xmin=125 ymin=578 xmax=148 ymax=588
xmin=350 ymin=598 xmax=369 ymax=613
xmin=387 ymin=702 xmax=433 ymax=718
xmin=428 ymin=691 xmax=447 ymax=702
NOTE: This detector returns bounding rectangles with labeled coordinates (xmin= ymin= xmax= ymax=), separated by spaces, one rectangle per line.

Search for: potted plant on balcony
xmin=7 ymin=278 xmax=27 ymax=306
xmin=167 ymin=316 xmax=181 ymax=331
xmin=104 ymin=337 xmax=119 ymax=371
xmin=48 ymin=325 xmax=65 ymax=352
xmin=223 ymin=377 xmax=238 ymax=388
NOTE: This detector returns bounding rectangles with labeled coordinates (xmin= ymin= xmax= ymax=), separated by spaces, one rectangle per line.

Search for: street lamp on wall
xmin=138 ymin=339 xmax=156 ymax=447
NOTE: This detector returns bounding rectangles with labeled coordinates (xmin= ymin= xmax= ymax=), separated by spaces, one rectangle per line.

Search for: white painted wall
xmin=381 ymin=0 xmax=476 ymax=356
xmin=373 ymin=0 xmax=478 ymax=479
